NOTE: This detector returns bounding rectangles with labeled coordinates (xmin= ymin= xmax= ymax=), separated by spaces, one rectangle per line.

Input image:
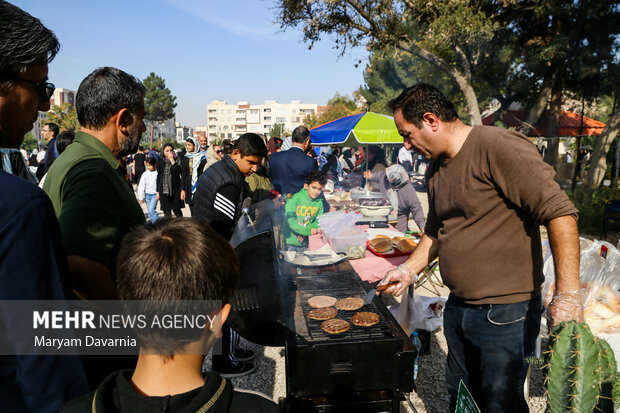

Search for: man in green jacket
xmin=44 ymin=67 xmax=146 ymax=301
xmin=284 ymin=170 xmax=326 ymax=250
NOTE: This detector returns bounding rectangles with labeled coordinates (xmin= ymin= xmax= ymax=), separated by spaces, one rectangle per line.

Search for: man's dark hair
xmin=292 ymin=125 xmax=310 ymax=144
xmin=234 ymin=133 xmax=268 ymax=158
xmin=76 ymin=67 xmax=146 ymax=130
xmin=388 ymin=84 xmax=458 ymax=128
xmin=45 ymin=122 xmax=59 ymax=137
xmin=55 ymin=130 xmax=74 ymax=154
xmin=116 ymin=218 xmax=239 ymax=354
xmin=305 ymin=170 xmax=327 ymax=186
xmin=0 ymin=1 xmax=60 ymax=86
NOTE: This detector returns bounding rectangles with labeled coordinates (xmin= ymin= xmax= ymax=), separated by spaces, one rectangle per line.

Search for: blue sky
xmin=16 ymin=0 xmax=369 ymax=126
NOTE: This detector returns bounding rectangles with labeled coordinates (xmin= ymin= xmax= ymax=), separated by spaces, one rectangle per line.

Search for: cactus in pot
xmin=544 ymin=320 xmax=617 ymax=412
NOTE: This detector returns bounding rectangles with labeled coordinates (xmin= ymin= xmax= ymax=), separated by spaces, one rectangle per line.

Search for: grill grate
xmin=298 ymin=287 xmax=394 ymax=342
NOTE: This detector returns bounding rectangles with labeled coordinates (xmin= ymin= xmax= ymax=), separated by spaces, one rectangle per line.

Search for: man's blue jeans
xmin=443 ymin=294 xmax=543 ymax=413
xmin=145 ymin=193 xmax=158 ymax=222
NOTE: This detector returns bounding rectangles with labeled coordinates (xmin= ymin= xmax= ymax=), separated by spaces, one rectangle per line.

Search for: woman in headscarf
xmin=363 ymin=164 xmax=425 ymax=234
xmin=203 ymin=143 xmax=222 ymax=171
xmin=156 ymin=143 xmax=184 ymax=217
xmin=339 ymin=149 xmax=355 ymax=175
xmin=180 ymin=137 xmax=206 ymax=215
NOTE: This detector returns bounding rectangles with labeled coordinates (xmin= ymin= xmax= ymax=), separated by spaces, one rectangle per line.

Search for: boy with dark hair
xmin=193 ymin=132 xmax=267 ymax=240
xmin=62 ymin=218 xmax=278 ymax=412
xmin=284 ymin=170 xmax=326 ymax=250
xmin=193 ymin=132 xmax=268 ymax=378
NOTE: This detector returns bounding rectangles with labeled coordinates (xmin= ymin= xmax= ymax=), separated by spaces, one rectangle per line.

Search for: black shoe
xmin=234 ymin=348 xmax=255 ymax=362
xmin=216 ymin=360 xmax=256 ymax=378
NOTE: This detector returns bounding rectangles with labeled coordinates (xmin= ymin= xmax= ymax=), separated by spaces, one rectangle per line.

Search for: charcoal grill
xmin=229 ymin=202 xmax=416 ymax=412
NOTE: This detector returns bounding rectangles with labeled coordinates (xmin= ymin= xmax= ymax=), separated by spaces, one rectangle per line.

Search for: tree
xmin=276 ymin=0 xmax=620 ymax=134
xmin=46 ymin=103 xmax=79 ymax=132
xmin=304 ymin=92 xmax=358 ymax=129
xmin=275 ymin=0 xmax=510 ymax=124
xmin=21 ymin=132 xmax=37 ymax=152
xmin=359 ymin=48 xmax=473 ymax=117
xmin=585 ymin=110 xmax=620 ymax=190
xmin=269 ymin=123 xmax=285 ymax=138
xmin=143 ymin=73 xmax=177 ymax=147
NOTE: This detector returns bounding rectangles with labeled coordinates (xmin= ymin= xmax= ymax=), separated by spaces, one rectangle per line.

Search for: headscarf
xmin=385 ymin=164 xmax=410 ymax=221
xmin=159 ymin=144 xmax=174 ymax=196
xmin=204 ymin=144 xmax=221 ymax=171
xmin=184 ymin=137 xmax=204 ymax=195
xmin=341 ymin=149 xmax=354 ymax=170
xmin=385 ymin=164 xmax=409 ymax=189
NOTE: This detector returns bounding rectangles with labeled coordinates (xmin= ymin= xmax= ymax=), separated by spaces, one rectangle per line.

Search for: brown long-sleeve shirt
xmin=425 ymin=126 xmax=578 ymax=304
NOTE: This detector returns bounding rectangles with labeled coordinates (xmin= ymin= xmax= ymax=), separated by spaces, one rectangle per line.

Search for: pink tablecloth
xmin=307 ymin=225 xmax=409 ymax=283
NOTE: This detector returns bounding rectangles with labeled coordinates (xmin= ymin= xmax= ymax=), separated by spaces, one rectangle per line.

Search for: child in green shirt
xmin=285 ymin=170 xmax=326 ymax=250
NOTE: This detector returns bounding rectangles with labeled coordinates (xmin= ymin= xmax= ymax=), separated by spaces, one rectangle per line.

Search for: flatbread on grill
xmin=308 ymin=295 xmax=337 ymax=308
xmin=307 ymin=307 xmax=338 ymax=321
xmin=321 ymin=318 xmax=350 ymax=334
xmin=335 ymin=297 xmax=364 ymax=311
xmin=351 ymin=311 xmax=380 ymax=327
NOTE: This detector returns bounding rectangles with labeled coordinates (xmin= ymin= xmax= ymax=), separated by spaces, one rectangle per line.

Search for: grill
xmin=229 ymin=201 xmax=416 ymax=412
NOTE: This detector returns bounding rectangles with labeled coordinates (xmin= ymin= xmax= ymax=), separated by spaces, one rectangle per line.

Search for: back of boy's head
xmin=234 ymin=133 xmax=268 ymax=158
xmin=116 ymin=218 xmax=239 ymax=353
xmin=305 ymin=170 xmax=327 ymax=186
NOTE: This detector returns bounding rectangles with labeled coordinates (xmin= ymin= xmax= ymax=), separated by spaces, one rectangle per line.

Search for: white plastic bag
xmin=389 ymin=285 xmax=447 ymax=333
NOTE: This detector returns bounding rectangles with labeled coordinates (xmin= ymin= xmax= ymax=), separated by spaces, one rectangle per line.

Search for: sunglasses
xmin=0 ymin=74 xmax=55 ymax=101
xmin=215 ymin=150 xmax=222 ymax=154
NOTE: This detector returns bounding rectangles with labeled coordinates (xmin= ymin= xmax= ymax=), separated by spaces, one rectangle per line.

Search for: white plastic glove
xmin=378 ymin=264 xmax=416 ymax=297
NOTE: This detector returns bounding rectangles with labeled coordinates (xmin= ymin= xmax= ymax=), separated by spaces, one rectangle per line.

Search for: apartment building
xmin=50 ymin=88 xmax=76 ymax=107
xmin=175 ymin=123 xmax=193 ymax=143
xmin=206 ymin=99 xmax=320 ymax=141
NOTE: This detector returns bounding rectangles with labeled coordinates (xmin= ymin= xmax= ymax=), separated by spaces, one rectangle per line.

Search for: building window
xmin=276 ymin=117 xmax=286 ymax=123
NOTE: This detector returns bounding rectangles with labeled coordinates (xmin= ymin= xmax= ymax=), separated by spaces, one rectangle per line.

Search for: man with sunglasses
xmin=0 ymin=1 xmax=89 ymax=412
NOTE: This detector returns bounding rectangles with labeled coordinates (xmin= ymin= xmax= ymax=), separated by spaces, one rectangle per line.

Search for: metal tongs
xmin=363 ymin=281 xmax=400 ymax=305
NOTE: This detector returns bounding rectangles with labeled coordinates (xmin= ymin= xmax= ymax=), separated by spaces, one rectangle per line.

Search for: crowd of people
xmin=0 ymin=1 xmax=585 ymax=413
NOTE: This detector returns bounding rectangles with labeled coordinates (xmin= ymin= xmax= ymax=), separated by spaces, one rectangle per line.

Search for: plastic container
xmin=320 ymin=211 xmax=362 ymax=236
xmin=412 ymin=331 xmax=421 ymax=381
xmin=317 ymin=211 xmax=346 ymax=232
xmin=359 ymin=205 xmax=392 ymax=218
xmin=327 ymin=226 xmax=367 ymax=259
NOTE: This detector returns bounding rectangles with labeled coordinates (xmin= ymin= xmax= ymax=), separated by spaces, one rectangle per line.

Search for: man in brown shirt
xmin=379 ymin=84 xmax=582 ymax=412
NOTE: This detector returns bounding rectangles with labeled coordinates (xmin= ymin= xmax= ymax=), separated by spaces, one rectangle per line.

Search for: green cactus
xmin=544 ymin=320 xmax=617 ymax=413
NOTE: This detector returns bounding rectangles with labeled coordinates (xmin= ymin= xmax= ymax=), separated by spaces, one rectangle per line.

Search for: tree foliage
xmin=46 ymin=103 xmax=79 ymax=132
xmin=269 ymin=123 xmax=285 ymax=138
xmin=275 ymin=0 xmax=620 ymax=131
xmin=21 ymin=132 xmax=37 ymax=151
xmin=359 ymin=49 xmax=472 ymax=117
xmin=304 ymin=92 xmax=358 ymax=129
xmin=143 ymin=73 xmax=177 ymax=122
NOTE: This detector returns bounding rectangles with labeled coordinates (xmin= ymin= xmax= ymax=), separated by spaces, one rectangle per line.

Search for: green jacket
xmin=43 ymin=131 xmax=145 ymax=276
xmin=284 ymin=188 xmax=324 ymax=247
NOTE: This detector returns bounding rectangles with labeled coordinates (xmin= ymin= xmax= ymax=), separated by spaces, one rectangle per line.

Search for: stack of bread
xmin=584 ymin=283 xmax=620 ymax=333
xmin=368 ymin=235 xmax=417 ymax=254
xmin=369 ymin=235 xmax=394 ymax=254
xmin=543 ymin=282 xmax=620 ymax=334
